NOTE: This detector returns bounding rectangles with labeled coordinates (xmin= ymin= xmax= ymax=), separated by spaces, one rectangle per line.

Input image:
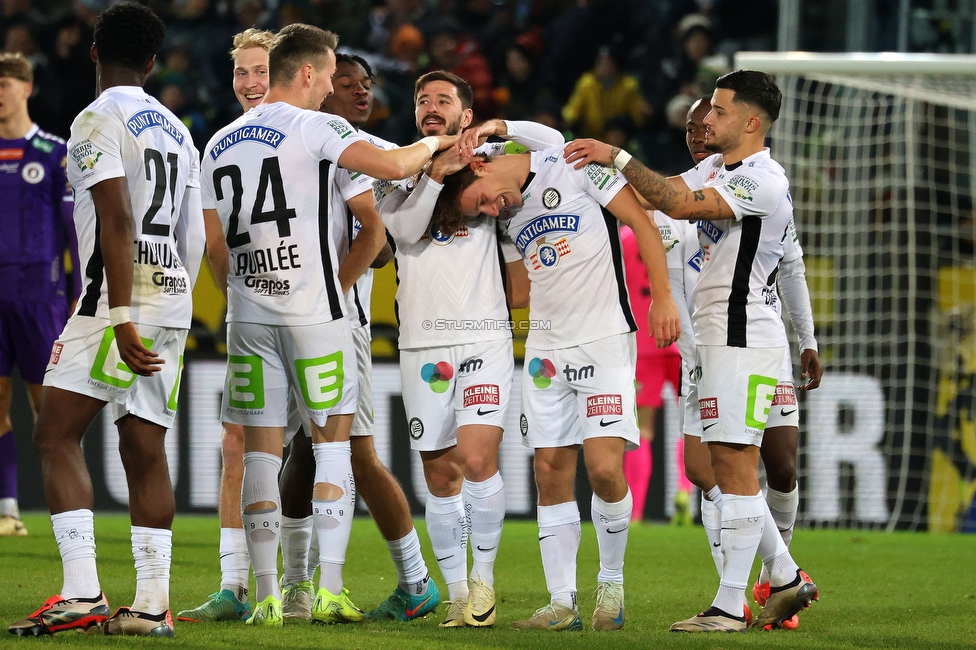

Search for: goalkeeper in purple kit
xmin=0 ymin=53 xmax=78 ymax=538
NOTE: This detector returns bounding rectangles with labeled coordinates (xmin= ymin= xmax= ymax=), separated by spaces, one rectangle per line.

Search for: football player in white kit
xmin=564 ymin=70 xmax=819 ymax=632
xmin=433 ymin=145 xmax=680 ymax=631
xmin=178 ymin=27 xmax=274 ymax=625
xmin=9 ymin=3 xmax=202 ymax=638
xmin=375 ymin=71 xmax=564 ymax=628
xmin=200 ymin=24 xmax=457 ymax=627
xmin=658 ymin=98 xmax=822 ymax=629
xmin=272 ymin=52 xmax=440 ymax=624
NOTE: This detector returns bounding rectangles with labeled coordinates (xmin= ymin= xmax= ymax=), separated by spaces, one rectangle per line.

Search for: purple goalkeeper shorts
xmin=0 ymin=300 xmax=69 ymax=384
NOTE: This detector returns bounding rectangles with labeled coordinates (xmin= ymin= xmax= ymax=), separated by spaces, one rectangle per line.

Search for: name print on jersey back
xmin=201 ymin=103 xmax=367 ymax=326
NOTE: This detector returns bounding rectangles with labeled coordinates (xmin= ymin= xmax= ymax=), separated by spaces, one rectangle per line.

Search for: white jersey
xmin=654 ymin=210 xmax=701 ymax=315
xmin=501 ymin=148 xmax=635 ymax=348
xmin=67 ymin=86 xmax=199 ymax=328
xmin=679 ymin=149 xmax=792 ymax=348
xmin=201 ymin=102 xmax=365 ymax=326
xmin=376 ymin=122 xmax=564 ymax=349
xmin=333 ymin=130 xmax=394 ymax=329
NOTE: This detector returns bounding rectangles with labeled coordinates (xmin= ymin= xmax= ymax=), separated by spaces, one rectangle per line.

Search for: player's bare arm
xmin=505 ymin=259 xmax=529 ymax=310
xmin=338 ymin=190 xmax=387 ymax=293
xmin=338 ymin=135 xmax=459 ymax=181
xmin=426 ymin=146 xmax=479 ymax=183
xmin=606 ymin=187 xmax=680 ymax=347
xmin=371 ymin=241 xmax=393 ymax=268
xmin=564 ymin=138 xmax=736 ymax=221
xmin=203 ymin=208 xmax=229 ymax=297
xmin=456 ymin=119 xmax=509 ymax=157
xmin=90 ymin=177 xmax=161 ymax=376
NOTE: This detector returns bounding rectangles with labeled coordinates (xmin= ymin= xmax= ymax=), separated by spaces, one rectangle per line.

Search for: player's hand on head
xmin=457 ymin=122 xmax=494 ymax=157
xmin=564 ymin=139 xmax=614 ymax=170
xmin=798 ymin=348 xmax=823 ymax=390
xmin=429 ymin=147 xmax=478 ymax=182
xmin=648 ymin=296 xmax=680 ymax=348
xmin=113 ymin=321 xmax=163 ymax=377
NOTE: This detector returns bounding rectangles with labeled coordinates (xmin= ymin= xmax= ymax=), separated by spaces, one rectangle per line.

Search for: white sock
xmin=710 ymin=492 xmax=764 ymax=617
xmin=756 ymin=498 xmax=799 ymax=587
xmin=707 ymin=485 xmax=724 ymax=510
xmin=218 ymin=528 xmax=249 ymax=603
xmin=0 ymin=497 xmax=19 ymax=518
xmin=307 ymin=526 xmax=319 ymax=584
xmin=701 ymin=494 xmax=724 ymax=579
xmin=759 ymin=486 xmax=799 ymax=584
xmin=592 ymin=490 xmax=631 ymax=584
xmin=130 ymin=526 xmax=172 ymax=614
xmin=312 ymin=441 xmax=355 ymax=595
xmin=280 ymin=515 xmax=313 ymax=588
xmin=386 ymin=528 xmax=430 ymax=596
xmin=241 ymin=451 xmax=282 ymax=602
xmin=538 ymin=501 xmax=580 ymax=609
xmin=52 ymin=509 xmax=100 ymax=599
xmin=464 ymin=473 xmax=505 ymax=587
xmin=425 ymin=492 xmax=468 ymax=602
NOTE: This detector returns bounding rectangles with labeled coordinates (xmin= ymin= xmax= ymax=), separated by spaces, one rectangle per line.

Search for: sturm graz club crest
xmin=409 ymin=417 xmax=424 ymax=440
xmin=542 ymin=187 xmax=560 ymax=209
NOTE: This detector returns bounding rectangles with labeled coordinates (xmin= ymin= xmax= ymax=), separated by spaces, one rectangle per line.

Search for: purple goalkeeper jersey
xmin=0 ymin=124 xmax=78 ymax=304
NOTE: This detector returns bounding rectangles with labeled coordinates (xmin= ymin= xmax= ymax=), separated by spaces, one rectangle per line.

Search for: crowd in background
xmin=1 ymin=0 xmax=776 ymax=174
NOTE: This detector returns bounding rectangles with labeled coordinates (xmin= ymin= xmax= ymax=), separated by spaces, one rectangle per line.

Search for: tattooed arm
xmin=563 ymin=138 xmax=735 ymax=221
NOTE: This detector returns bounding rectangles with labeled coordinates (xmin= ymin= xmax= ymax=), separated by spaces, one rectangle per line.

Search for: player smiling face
xmin=233 ymin=46 xmax=269 ymax=112
xmin=457 ymin=167 xmax=523 ymax=218
xmin=415 ymin=79 xmax=472 ymax=137
xmin=321 ymin=58 xmax=372 ymax=128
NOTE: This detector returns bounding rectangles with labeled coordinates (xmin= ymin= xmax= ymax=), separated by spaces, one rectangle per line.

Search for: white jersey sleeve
xmin=377 ymin=174 xmax=439 ymax=246
xmin=714 ymin=161 xmax=789 ymax=221
xmin=67 ymin=110 xmax=126 ymax=190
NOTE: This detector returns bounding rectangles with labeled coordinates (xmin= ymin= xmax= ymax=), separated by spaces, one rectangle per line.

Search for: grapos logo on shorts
xmin=90 ymin=328 xmax=154 ymax=389
xmin=746 ymin=374 xmax=778 ymax=430
xmin=228 ymin=355 xmax=265 ymax=410
xmin=295 ymin=351 xmax=344 ymax=410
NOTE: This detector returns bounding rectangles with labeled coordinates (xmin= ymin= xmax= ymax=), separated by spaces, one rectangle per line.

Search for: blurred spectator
xmin=494 ymin=40 xmax=540 ymax=121
xmin=561 ymin=45 xmax=649 ymax=140
xmin=711 ymin=0 xmax=777 ymax=59
xmin=425 ymin=19 xmax=497 ymax=120
xmin=42 ymin=13 xmax=95 ymax=138
xmin=159 ymin=82 xmax=209 ymax=149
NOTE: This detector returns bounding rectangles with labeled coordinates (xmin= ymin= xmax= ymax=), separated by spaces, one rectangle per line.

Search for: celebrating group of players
xmin=4 ymin=0 xmax=823 ymax=638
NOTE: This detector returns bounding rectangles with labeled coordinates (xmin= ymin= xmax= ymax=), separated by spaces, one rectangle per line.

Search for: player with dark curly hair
xmin=8 ymin=2 xmax=203 ymax=638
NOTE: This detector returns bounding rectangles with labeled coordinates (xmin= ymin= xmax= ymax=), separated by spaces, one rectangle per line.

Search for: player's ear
xmin=469 ymin=160 xmax=490 ymax=173
xmin=144 ymin=54 xmax=156 ymax=77
xmin=90 ymin=43 xmax=97 ymax=64
xmin=460 ymin=108 xmax=474 ymax=129
xmin=744 ymin=114 xmax=761 ymax=135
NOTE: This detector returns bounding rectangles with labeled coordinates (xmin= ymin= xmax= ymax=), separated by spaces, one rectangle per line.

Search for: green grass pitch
xmin=1 ymin=513 xmax=974 ymax=648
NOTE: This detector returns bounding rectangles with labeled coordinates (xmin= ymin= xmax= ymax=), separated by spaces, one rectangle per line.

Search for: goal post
xmin=733 ymin=52 xmax=976 ymax=532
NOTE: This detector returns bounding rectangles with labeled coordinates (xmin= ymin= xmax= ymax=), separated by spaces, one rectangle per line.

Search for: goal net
xmin=735 ymin=53 xmax=976 ymax=532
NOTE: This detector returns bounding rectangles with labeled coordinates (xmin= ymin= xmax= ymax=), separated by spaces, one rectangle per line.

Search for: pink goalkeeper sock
xmin=622 ymin=438 xmax=652 ymax=520
xmin=675 ymin=436 xmax=694 ymax=493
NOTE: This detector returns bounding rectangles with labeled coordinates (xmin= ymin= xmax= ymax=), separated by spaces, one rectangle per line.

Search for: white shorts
xmin=520 ymin=333 xmax=640 ymax=451
xmin=400 ymin=338 xmax=514 ymax=452
xmin=223 ymin=320 xmax=358 ymax=428
xmin=43 ymin=315 xmax=187 ymax=429
xmin=282 ymin=324 xmax=373 ymax=445
xmin=693 ymin=345 xmax=785 ymax=447
xmin=765 ymin=347 xmax=800 ymax=429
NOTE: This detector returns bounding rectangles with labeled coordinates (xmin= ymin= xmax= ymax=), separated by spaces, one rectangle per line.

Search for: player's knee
xmin=461 ymin=451 xmax=496 ymax=481
xmin=764 ymin=458 xmax=796 ymax=492
xmin=683 ymin=456 xmax=713 ymax=492
xmin=118 ymin=430 xmax=165 ymax=469
xmin=221 ymin=424 xmax=245 ymax=460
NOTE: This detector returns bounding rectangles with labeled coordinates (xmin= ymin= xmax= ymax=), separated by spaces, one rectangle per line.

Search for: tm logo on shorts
xmin=296 ymin=351 xmax=344 ymax=410
xmin=527 ymin=357 xmax=556 ymax=389
xmin=90 ymin=328 xmax=154 ymax=388
xmin=227 ymin=355 xmax=265 ymax=409
xmin=421 ymin=361 xmax=453 ymax=393
xmin=746 ymin=374 xmax=778 ymax=430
